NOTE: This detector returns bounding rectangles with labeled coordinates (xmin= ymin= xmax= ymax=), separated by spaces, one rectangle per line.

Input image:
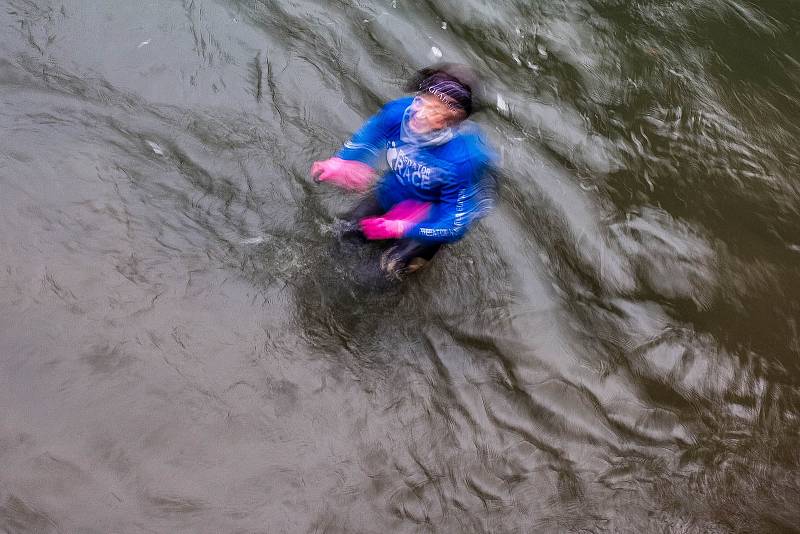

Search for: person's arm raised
xmin=311 ymin=100 xmax=405 ymax=191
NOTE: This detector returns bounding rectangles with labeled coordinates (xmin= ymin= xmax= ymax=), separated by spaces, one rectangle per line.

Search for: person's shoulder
xmin=451 ymin=122 xmax=495 ymax=165
xmin=380 ymin=96 xmax=414 ymax=115
xmin=455 ymin=121 xmax=488 ymax=146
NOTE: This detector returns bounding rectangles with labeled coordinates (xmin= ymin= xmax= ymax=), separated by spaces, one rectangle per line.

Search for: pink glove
xmin=382 ymin=199 xmax=431 ymax=222
xmin=359 ymin=200 xmax=431 ymax=240
xmin=360 ymin=217 xmax=410 ymax=240
xmin=311 ymin=157 xmax=375 ymax=191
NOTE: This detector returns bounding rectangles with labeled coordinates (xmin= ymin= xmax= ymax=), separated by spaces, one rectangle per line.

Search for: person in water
xmin=311 ymin=64 xmax=496 ymax=280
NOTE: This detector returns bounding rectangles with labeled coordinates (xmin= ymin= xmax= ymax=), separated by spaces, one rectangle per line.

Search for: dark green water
xmin=1 ymin=1 xmax=798 ymax=532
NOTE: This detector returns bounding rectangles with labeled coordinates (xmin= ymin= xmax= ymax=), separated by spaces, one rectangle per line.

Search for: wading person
xmin=311 ymin=64 xmax=496 ymax=280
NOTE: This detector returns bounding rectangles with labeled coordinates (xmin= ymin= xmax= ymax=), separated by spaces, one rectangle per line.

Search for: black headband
xmin=418 ymin=73 xmax=472 ymax=116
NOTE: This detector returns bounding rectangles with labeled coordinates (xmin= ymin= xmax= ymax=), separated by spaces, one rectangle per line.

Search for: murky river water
xmin=1 ymin=0 xmax=799 ymax=532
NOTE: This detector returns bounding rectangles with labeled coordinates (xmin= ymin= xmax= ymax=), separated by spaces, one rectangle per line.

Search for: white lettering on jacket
xmin=386 ymin=145 xmax=432 ymax=189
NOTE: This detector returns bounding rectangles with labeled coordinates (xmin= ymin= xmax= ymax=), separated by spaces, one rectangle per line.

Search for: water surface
xmin=1 ymin=0 xmax=799 ymax=532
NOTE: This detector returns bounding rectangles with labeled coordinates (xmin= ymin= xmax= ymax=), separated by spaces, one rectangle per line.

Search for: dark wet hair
xmin=405 ymin=63 xmax=483 ymax=117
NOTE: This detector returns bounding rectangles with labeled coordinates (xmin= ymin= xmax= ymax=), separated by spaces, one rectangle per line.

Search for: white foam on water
xmin=145 ymin=140 xmax=164 ymax=156
xmin=496 ymin=93 xmax=509 ymax=113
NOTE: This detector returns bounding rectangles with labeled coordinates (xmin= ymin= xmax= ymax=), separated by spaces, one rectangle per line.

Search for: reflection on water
xmin=1 ymin=0 xmax=798 ymax=532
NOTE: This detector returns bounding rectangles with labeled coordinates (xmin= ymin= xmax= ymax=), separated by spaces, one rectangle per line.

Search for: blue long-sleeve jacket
xmin=337 ymin=97 xmax=495 ymax=244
